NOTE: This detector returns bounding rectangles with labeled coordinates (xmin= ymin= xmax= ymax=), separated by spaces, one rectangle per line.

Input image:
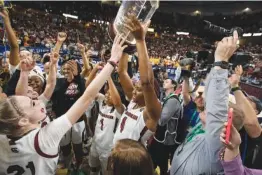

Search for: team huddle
xmin=0 ymin=13 xmax=161 ymax=175
xmin=1 ymin=4 xmax=258 ymax=175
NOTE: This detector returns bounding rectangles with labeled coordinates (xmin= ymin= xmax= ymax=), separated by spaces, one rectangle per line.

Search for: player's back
xmin=0 ymin=129 xmax=58 ymax=175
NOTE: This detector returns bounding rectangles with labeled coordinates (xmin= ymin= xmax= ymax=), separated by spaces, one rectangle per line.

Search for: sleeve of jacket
xmin=221 ymin=155 xmax=262 ymax=175
xmin=205 ymin=68 xmax=229 ymax=153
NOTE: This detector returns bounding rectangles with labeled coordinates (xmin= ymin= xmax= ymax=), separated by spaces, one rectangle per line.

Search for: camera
xmin=203 ymin=20 xmax=244 ymax=38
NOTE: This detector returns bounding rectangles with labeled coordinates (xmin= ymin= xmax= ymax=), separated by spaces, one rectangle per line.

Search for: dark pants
xmin=61 ymin=143 xmax=83 ymax=169
xmin=148 ymin=139 xmax=178 ymax=175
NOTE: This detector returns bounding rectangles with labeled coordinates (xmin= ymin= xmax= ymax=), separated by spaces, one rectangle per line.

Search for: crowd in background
xmin=0 ymin=4 xmax=260 ymax=88
xmin=0 ymin=2 xmax=261 ymax=175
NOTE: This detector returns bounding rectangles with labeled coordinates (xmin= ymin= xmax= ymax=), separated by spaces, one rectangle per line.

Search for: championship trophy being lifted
xmin=109 ymin=0 xmax=159 ymax=45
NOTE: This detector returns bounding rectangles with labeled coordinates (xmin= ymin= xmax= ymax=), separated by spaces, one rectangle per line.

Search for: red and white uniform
xmin=113 ymin=101 xmax=153 ymax=146
xmin=0 ymin=115 xmax=72 ymax=175
xmin=89 ymin=98 xmax=121 ymax=174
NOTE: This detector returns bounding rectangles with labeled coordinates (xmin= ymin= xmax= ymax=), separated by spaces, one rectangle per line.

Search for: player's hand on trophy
xmin=125 ymin=15 xmax=151 ymax=41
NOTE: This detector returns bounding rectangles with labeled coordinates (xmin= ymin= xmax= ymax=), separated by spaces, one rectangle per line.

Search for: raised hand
xmin=215 ymin=31 xmax=239 ymax=62
xmin=220 ymin=120 xmax=241 ymax=150
xmin=50 ymin=52 xmax=59 ymax=65
xmin=86 ymin=50 xmax=93 ymax=58
xmin=67 ymin=60 xmax=78 ymax=76
xmin=125 ymin=15 xmax=150 ymax=41
xmin=235 ymin=65 xmax=243 ymax=76
xmin=0 ymin=9 xmax=9 ymax=21
xmin=109 ymin=34 xmax=128 ymax=63
xmin=20 ymin=58 xmax=35 ymax=72
xmin=229 ymin=65 xmax=243 ymax=88
xmin=95 ymin=62 xmax=105 ymax=70
xmin=77 ymin=43 xmax=85 ymax=54
xmin=57 ymin=32 xmax=67 ymax=42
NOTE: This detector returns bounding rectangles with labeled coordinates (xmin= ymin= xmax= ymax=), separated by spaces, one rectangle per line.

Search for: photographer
xmin=181 ymin=62 xmax=205 ymax=130
xmin=170 ymin=31 xmax=242 ymax=175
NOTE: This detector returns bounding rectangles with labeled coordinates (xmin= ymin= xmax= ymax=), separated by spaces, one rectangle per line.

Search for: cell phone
xmin=225 ymin=108 xmax=234 ymax=144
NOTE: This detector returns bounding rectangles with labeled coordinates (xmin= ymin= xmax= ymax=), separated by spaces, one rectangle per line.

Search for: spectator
xmin=220 ymin=122 xmax=262 ymax=175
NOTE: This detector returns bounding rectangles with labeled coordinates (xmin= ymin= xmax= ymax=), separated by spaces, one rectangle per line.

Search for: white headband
xmin=29 ymin=68 xmax=45 ymax=84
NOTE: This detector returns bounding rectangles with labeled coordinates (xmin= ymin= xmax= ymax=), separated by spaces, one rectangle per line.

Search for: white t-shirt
xmin=93 ymin=98 xmax=121 ymax=151
xmin=0 ymin=115 xmax=72 ymax=175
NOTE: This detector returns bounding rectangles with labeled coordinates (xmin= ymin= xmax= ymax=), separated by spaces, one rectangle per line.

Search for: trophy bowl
xmin=108 ymin=0 xmax=159 ymax=45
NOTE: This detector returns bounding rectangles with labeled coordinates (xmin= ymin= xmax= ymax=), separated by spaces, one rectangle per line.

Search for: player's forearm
xmin=15 ymin=71 xmax=29 ymax=96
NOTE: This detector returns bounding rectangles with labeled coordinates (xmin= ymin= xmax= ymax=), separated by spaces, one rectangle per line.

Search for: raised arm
xmin=53 ymin=32 xmax=67 ymax=54
xmin=0 ymin=10 xmax=19 ymax=66
xmin=42 ymin=52 xmax=58 ymax=100
xmin=77 ymin=43 xmax=92 ymax=78
xmin=229 ymin=65 xmax=261 ymax=138
xmin=118 ymin=53 xmax=134 ymax=100
xmin=108 ymin=77 xmax=125 ymax=114
xmin=15 ymin=59 xmax=35 ymax=96
xmin=126 ymin=16 xmax=161 ymax=124
xmin=66 ymin=34 xmax=127 ymax=124
xmin=85 ymin=62 xmax=104 ymax=87
xmin=182 ymin=77 xmax=191 ymax=105
xmin=205 ymin=31 xmax=239 ymax=151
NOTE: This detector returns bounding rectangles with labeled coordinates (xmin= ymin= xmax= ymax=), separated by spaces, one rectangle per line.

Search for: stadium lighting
xmin=253 ymin=33 xmax=262 ymax=36
xmin=63 ymin=13 xmax=78 ymax=19
xmin=195 ymin=10 xmax=200 ymax=14
xmin=244 ymin=7 xmax=251 ymax=12
xmin=148 ymin=28 xmax=154 ymax=32
xmin=176 ymin=32 xmax=189 ymax=35
xmin=242 ymin=33 xmax=252 ymax=37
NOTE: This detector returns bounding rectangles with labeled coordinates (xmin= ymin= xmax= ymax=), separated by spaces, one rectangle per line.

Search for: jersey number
xmin=7 ymin=161 xmax=35 ymax=175
xmin=100 ymin=118 xmax=104 ymax=131
xmin=120 ymin=117 xmax=127 ymax=133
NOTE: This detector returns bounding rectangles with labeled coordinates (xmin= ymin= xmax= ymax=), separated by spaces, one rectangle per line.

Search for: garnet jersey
xmin=0 ymin=115 xmax=72 ymax=175
xmin=113 ymin=101 xmax=153 ymax=146
xmin=93 ymin=98 xmax=121 ymax=150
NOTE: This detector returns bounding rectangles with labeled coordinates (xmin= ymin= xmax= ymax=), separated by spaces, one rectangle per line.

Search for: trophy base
xmin=108 ymin=21 xmax=136 ymax=45
xmin=108 ymin=21 xmax=137 ymax=54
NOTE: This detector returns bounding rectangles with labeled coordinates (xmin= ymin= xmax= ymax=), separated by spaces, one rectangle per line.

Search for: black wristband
xmin=108 ymin=60 xmax=117 ymax=69
xmin=231 ymin=86 xmax=241 ymax=92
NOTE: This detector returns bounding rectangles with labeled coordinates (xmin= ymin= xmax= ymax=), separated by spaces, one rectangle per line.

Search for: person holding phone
xmin=229 ymin=65 xmax=262 ymax=169
xmin=220 ymin=122 xmax=262 ymax=175
xmin=170 ymin=31 xmax=244 ymax=175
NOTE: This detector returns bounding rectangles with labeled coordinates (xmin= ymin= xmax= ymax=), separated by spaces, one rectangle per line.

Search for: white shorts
xmin=60 ymin=121 xmax=85 ymax=146
xmin=89 ymin=142 xmax=111 ymax=174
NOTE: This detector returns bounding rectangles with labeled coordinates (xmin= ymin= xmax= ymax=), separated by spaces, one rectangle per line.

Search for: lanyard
xmin=162 ymin=93 xmax=176 ymax=106
xmin=186 ymin=124 xmax=205 ymax=143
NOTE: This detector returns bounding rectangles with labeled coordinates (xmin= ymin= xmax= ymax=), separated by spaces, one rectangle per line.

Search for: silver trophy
xmin=113 ymin=0 xmax=159 ymax=45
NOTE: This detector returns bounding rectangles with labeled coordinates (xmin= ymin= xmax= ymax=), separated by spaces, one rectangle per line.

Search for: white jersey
xmin=94 ymin=99 xmax=121 ymax=150
xmin=113 ymin=101 xmax=153 ymax=146
xmin=0 ymin=115 xmax=72 ymax=175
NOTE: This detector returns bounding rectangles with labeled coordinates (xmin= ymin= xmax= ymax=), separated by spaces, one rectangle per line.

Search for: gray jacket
xmin=170 ymin=68 xmax=229 ymax=175
xmin=157 ymin=96 xmax=182 ymax=145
